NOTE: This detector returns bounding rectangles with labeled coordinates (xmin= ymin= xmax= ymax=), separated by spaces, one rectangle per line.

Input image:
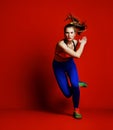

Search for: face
xmin=64 ymin=27 xmax=76 ymax=42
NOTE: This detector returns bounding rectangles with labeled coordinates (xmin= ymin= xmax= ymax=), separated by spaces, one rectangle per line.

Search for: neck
xmin=68 ymin=41 xmax=72 ymax=44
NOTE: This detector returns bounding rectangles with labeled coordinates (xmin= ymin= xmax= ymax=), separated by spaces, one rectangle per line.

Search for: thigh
xmin=52 ymin=60 xmax=72 ymax=97
xmin=67 ymin=61 xmax=79 ymax=88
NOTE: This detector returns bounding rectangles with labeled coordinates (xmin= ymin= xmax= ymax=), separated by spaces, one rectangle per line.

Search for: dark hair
xmin=65 ymin=14 xmax=87 ymax=35
xmin=64 ymin=24 xmax=76 ymax=33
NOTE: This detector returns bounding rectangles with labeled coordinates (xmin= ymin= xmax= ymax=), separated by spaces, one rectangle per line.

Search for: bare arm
xmin=58 ymin=36 xmax=87 ymax=58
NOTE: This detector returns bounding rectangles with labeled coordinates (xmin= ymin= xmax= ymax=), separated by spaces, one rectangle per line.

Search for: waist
xmin=54 ymin=52 xmax=72 ymax=62
xmin=54 ymin=55 xmax=73 ymax=62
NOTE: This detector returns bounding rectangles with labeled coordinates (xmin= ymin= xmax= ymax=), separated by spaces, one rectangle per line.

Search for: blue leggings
xmin=52 ymin=58 xmax=80 ymax=108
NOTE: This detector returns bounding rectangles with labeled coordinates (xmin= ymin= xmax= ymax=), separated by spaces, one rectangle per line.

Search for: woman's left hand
xmin=79 ymin=36 xmax=87 ymax=45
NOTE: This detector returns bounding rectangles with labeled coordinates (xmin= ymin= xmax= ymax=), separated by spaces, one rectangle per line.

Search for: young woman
xmin=52 ymin=14 xmax=87 ymax=119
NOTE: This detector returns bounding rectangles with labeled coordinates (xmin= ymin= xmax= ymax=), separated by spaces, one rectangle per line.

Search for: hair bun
xmin=65 ymin=13 xmax=87 ymax=35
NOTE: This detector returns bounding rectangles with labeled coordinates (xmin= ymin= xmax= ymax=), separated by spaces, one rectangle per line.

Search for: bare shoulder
xmin=58 ymin=40 xmax=66 ymax=46
xmin=57 ymin=40 xmax=68 ymax=50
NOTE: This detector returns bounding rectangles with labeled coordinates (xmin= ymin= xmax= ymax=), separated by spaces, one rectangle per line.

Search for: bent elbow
xmin=77 ymin=55 xmax=81 ymax=58
xmin=77 ymin=56 xmax=80 ymax=58
xmin=75 ymin=54 xmax=81 ymax=58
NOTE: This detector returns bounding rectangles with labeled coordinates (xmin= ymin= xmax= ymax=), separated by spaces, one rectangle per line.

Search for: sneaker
xmin=73 ymin=108 xmax=82 ymax=119
xmin=79 ymin=81 xmax=87 ymax=88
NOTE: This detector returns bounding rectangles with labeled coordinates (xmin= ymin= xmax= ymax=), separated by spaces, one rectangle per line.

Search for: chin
xmin=67 ymin=39 xmax=73 ymax=42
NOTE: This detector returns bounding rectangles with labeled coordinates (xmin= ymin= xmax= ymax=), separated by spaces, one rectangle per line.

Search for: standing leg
xmin=66 ymin=60 xmax=80 ymax=108
xmin=66 ymin=59 xmax=82 ymax=119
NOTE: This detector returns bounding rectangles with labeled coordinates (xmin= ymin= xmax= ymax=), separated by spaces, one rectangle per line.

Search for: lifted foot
xmin=79 ymin=81 xmax=88 ymax=87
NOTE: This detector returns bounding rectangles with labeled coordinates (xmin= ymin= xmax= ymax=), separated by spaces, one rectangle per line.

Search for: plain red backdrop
xmin=0 ymin=0 xmax=113 ymax=110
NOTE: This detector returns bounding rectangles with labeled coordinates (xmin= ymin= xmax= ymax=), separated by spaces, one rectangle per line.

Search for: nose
xmin=68 ymin=33 xmax=71 ymax=38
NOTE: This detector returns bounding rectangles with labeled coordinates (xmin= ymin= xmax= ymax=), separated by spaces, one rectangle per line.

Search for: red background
xmin=0 ymin=0 xmax=113 ymax=111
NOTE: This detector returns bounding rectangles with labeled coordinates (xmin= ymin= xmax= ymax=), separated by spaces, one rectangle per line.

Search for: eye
xmin=65 ymin=32 xmax=69 ymax=34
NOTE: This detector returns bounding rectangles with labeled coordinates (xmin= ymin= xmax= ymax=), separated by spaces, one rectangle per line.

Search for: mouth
xmin=67 ymin=38 xmax=72 ymax=40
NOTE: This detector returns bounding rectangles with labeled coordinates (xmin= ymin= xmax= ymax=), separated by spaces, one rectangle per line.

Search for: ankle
xmin=74 ymin=108 xmax=80 ymax=113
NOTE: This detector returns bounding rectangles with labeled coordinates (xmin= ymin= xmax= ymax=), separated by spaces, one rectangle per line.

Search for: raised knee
xmin=64 ymin=92 xmax=71 ymax=98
